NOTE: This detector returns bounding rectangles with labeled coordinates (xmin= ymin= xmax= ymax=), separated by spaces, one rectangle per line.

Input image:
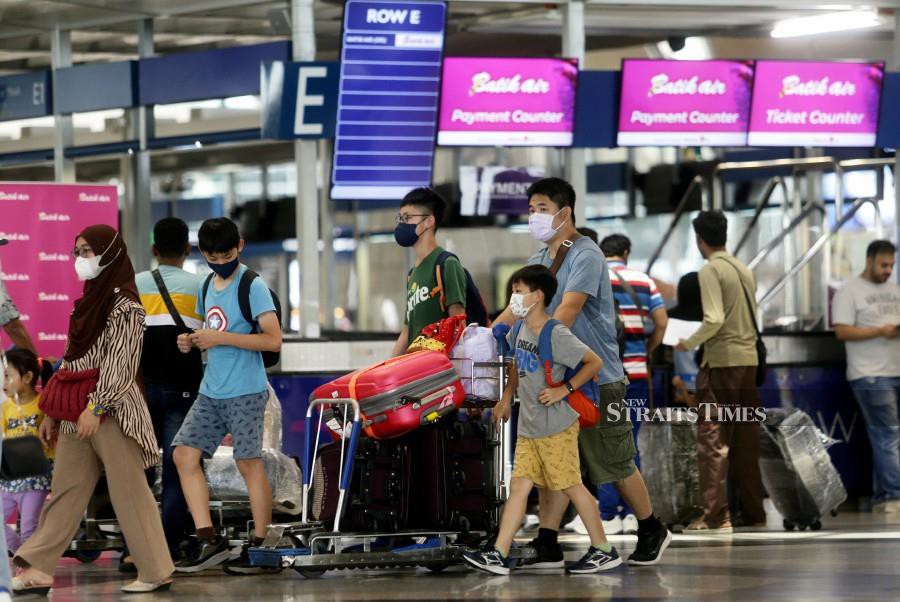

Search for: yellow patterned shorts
xmin=512 ymin=420 xmax=582 ymax=491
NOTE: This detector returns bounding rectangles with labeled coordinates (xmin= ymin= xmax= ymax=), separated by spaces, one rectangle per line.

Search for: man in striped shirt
xmin=136 ymin=218 xmax=205 ymax=561
xmin=599 ymin=233 xmax=668 ymax=534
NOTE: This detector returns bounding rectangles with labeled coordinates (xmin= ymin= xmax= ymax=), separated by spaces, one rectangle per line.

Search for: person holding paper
xmin=676 ymin=210 xmax=765 ymax=533
xmin=668 ymin=272 xmax=704 ymax=403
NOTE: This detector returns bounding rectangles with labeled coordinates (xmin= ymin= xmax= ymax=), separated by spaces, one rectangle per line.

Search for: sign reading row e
xmin=260 ymin=61 xmax=340 ymax=140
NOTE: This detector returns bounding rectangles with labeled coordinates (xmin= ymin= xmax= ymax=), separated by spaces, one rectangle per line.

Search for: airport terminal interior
xmin=1 ymin=0 xmax=900 ymax=600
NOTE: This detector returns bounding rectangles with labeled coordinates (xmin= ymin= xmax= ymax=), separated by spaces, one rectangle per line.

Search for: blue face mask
xmin=394 ymin=223 xmax=420 ymax=248
xmin=207 ymin=257 xmax=239 ymax=279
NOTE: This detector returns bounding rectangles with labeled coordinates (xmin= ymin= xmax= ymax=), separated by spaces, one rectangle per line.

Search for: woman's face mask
xmin=509 ymin=291 xmax=539 ymax=318
xmin=528 ymin=208 xmax=565 ymax=242
xmin=74 ymin=233 xmax=120 ymax=281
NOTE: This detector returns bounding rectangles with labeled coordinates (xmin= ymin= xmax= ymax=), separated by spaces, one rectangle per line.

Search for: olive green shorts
xmin=578 ymin=378 xmax=638 ymax=485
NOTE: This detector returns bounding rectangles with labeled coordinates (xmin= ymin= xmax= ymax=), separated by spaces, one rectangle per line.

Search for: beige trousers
xmin=14 ymin=420 xmax=174 ymax=583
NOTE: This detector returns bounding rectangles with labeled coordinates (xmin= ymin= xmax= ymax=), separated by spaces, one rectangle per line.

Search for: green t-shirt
xmin=405 ymin=247 xmax=467 ymax=346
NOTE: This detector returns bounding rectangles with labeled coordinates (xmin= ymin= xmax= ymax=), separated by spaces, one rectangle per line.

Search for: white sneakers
xmin=602 ymin=515 xmax=624 ymax=535
xmin=873 ymin=499 xmax=900 ymax=514
xmin=622 ymin=514 xmax=639 ymax=535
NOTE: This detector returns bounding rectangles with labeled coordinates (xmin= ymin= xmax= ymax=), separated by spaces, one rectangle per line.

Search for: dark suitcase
xmin=759 ymin=408 xmax=847 ymax=530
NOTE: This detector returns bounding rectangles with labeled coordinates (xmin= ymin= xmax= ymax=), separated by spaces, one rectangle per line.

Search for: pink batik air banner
xmin=617 ymin=59 xmax=755 ymax=147
xmin=748 ymin=61 xmax=884 ymax=147
xmin=437 ymin=57 xmax=578 ymax=147
xmin=0 ymin=182 xmax=118 ymax=359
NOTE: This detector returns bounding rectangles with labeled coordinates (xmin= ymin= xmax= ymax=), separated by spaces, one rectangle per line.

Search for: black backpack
xmin=201 ymin=269 xmax=283 ymax=368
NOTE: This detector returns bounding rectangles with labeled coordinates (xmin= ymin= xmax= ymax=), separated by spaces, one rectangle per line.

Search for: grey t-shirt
xmin=529 ymin=237 xmax=625 ymax=385
xmin=832 ymin=276 xmax=900 ymax=381
xmin=507 ymin=320 xmax=588 ymax=438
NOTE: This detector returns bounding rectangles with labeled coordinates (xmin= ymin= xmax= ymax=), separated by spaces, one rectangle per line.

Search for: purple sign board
xmin=617 ymin=59 xmax=754 ymax=147
xmin=748 ymin=61 xmax=884 ymax=147
xmin=437 ymin=57 xmax=578 ymax=147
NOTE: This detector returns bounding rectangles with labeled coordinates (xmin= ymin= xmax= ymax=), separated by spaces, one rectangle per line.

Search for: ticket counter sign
xmin=748 ymin=61 xmax=884 ymax=147
xmin=617 ymin=59 xmax=754 ymax=147
xmin=438 ymin=57 xmax=578 ymax=147
xmin=0 ymin=183 xmax=118 ymax=358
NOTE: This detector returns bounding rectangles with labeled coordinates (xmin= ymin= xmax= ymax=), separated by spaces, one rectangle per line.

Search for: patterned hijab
xmin=64 ymin=225 xmax=140 ymax=362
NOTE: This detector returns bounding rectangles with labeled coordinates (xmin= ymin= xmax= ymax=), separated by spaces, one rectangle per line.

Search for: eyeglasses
xmin=72 ymin=246 xmax=93 ymax=258
xmin=395 ymin=213 xmax=431 ymax=225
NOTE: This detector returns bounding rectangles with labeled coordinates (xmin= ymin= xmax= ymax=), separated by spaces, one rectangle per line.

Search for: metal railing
xmin=758 ymin=197 xmax=885 ymax=308
xmin=747 ymin=200 xmax=826 ymax=271
xmin=733 ymin=176 xmax=790 ymax=257
xmin=646 ymin=175 xmax=706 ymax=274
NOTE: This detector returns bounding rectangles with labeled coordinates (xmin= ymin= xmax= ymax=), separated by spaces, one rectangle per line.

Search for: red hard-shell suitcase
xmin=312 ymin=351 xmax=466 ymax=440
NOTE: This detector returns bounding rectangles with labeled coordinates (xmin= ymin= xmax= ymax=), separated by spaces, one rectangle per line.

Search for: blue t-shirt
xmin=529 ymin=237 xmax=625 ymax=385
xmin=196 ymin=265 xmax=276 ymax=399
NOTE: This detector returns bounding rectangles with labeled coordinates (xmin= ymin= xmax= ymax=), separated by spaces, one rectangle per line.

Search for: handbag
xmin=715 ymin=258 xmax=767 ymax=387
xmin=1 ymin=435 xmax=51 ymax=480
xmin=39 ymin=368 xmax=101 ymax=422
xmin=407 ymin=314 xmax=468 ymax=356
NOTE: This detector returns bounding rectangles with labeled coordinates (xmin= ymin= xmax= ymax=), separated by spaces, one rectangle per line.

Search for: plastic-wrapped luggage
xmin=206 ymin=447 xmax=304 ymax=515
xmin=449 ymin=325 xmax=500 ymax=401
xmin=759 ymin=408 xmax=847 ymax=530
xmin=636 ymin=408 xmax=703 ymax=527
xmin=314 ymin=350 xmax=466 ymax=440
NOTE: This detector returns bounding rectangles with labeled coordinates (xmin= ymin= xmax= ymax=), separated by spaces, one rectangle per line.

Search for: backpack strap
xmin=237 ymin=268 xmax=259 ymax=331
xmin=152 ymin=269 xmax=187 ymax=330
xmin=548 ymin=234 xmax=582 ymax=276
xmin=433 ymin=250 xmax=455 ymax=312
xmin=538 ymin=319 xmax=562 ymax=387
xmin=611 ymin=268 xmax=645 ymax=323
xmin=200 ymin=273 xmax=215 ymax=319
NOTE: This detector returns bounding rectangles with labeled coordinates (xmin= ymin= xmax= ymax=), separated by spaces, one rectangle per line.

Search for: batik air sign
xmin=617 ymin=59 xmax=755 ymax=146
xmin=437 ymin=57 xmax=578 ymax=146
xmin=748 ymin=61 xmax=884 ymax=147
xmin=0 ymin=183 xmax=117 ymax=358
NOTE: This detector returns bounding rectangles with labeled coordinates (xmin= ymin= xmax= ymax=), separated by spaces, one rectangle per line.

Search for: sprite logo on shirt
xmin=407 ymin=280 xmax=435 ymax=318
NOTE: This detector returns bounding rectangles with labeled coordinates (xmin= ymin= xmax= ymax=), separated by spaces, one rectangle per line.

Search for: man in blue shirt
xmin=172 ymin=218 xmax=282 ymax=574
xmin=496 ymin=178 xmax=671 ymax=567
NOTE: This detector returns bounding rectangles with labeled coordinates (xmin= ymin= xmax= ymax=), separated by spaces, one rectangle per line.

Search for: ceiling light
xmin=771 ymin=9 xmax=880 ymax=38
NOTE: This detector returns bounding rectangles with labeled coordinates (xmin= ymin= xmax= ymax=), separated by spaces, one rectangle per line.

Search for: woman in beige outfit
xmin=12 ymin=225 xmax=173 ymax=595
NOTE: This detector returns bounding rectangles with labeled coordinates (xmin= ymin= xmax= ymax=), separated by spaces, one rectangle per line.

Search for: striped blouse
xmin=60 ymin=295 xmax=160 ymax=468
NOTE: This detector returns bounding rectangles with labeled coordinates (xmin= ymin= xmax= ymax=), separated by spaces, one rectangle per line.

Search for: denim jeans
xmin=597 ymin=378 xmax=647 ymax=520
xmin=850 ymin=376 xmax=900 ymax=502
xmin=0 ymin=436 xmax=12 ymax=592
xmin=145 ymin=382 xmax=195 ymax=553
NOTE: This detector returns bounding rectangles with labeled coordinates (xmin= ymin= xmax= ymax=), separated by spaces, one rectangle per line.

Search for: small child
xmin=463 ymin=265 xmax=621 ymax=575
xmin=1 ymin=349 xmax=53 ymax=554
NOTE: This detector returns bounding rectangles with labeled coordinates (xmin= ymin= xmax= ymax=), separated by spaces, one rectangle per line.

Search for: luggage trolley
xmin=249 ymin=330 xmax=531 ymax=577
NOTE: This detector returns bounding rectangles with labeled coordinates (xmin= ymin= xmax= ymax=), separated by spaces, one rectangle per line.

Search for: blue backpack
xmin=511 ymin=319 xmax=601 ymax=427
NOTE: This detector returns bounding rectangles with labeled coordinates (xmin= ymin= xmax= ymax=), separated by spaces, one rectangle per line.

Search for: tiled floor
xmin=21 ymin=512 xmax=900 ymax=601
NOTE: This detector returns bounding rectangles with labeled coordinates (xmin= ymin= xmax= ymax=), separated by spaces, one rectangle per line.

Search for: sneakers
xmin=621 ymin=514 xmax=639 ymax=535
xmin=569 ymin=515 xmax=589 ymax=536
xmin=223 ymin=543 xmax=281 ymax=576
xmin=565 ymin=546 xmax=623 ymax=574
xmin=601 ymin=515 xmax=624 ymax=535
xmin=462 ymin=547 xmax=513 ymax=576
xmin=628 ymin=522 xmax=673 ymax=566
xmin=518 ymin=537 xmax=565 ymax=570
xmin=174 ymin=537 xmax=233 ymax=573
xmin=685 ymin=519 xmax=733 ymax=534
xmin=874 ymin=499 xmax=900 ymax=514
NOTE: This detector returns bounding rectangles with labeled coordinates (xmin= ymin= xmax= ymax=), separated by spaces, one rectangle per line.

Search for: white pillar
xmin=50 ymin=27 xmax=75 ymax=182
xmin=293 ymin=0 xmax=321 ymax=337
xmin=894 ymin=13 xmax=900 ymax=271
xmin=319 ymin=138 xmax=336 ymax=330
xmin=563 ymin=1 xmax=587 ymax=226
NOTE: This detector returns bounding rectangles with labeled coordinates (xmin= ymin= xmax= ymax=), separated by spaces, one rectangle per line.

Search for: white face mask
xmin=528 ymin=209 xmax=565 ymax=242
xmin=509 ymin=292 xmax=538 ymax=318
xmin=74 ymin=233 xmax=120 ymax=281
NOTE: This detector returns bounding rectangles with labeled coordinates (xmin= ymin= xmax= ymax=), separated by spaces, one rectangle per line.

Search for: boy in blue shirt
xmin=172 ymin=218 xmax=282 ymax=574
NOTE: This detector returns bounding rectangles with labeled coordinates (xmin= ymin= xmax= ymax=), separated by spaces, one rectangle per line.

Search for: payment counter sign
xmin=748 ymin=60 xmax=884 ymax=147
xmin=331 ymin=1 xmax=447 ymax=201
xmin=0 ymin=183 xmax=118 ymax=358
xmin=617 ymin=59 xmax=754 ymax=147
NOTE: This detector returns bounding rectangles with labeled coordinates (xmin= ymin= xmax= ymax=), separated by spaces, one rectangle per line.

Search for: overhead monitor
xmin=437 ymin=57 xmax=578 ymax=147
xmin=748 ymin=60 xmax=884 ymax=147
xmin=617 ymin=59 xmax=755 ymax=147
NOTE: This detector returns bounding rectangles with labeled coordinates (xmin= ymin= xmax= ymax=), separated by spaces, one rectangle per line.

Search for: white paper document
xmin=663 ymin=318 xmax=702 ymax=347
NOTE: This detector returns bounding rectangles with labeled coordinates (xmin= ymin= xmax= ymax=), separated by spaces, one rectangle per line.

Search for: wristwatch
xmin=564 ymin=381 xmax=576 ymax=394
xmin=88 ymin=401 xmax=107 ymax=417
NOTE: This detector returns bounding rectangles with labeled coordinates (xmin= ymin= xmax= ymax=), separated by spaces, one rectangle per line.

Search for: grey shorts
xmin=0 ymin=288 xmax=20 ymax=327
xmin=172 ymin=390 xmax=268 ymax=460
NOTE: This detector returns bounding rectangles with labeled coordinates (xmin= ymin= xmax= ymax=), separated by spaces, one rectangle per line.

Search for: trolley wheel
xmin=783 ymin=520 xmax=795 ymax=531
xmin=830 ymin=509 xmax=839 ymax=517
xmin=75 ymin=550 xmax=103 ymax=564
xmin=294 ymin=567 xmax=326 ymax=579
xmin=425 ymin=563 xmax=450 ymax=574
xmin=810 ymin=520 xmax=822 ymax=531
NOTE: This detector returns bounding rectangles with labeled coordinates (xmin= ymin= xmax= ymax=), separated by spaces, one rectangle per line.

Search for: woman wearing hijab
xmin=669 ymin=272 xmax=704 ymax=405
xmin=12 ymin=225 xmax=173 ymax=595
